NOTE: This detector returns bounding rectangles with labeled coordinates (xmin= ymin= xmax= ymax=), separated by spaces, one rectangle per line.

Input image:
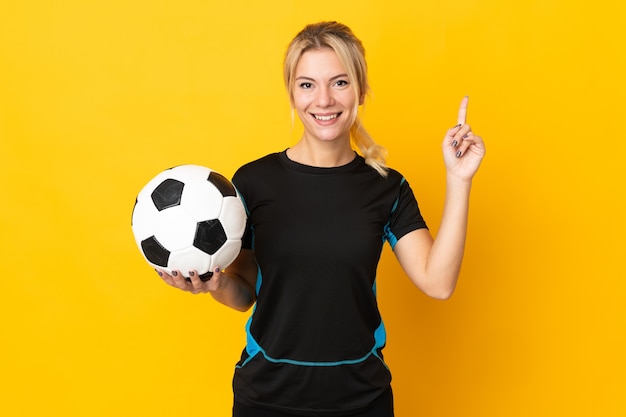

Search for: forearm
xmin=424 ymin=175 xmax=472 ymax=298
xmin=209 ymin=272 xmax=256 ymax=312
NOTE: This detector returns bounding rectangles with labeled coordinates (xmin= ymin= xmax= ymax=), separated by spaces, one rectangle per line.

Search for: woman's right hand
xmin=156 ymin=268 xmax=224 ymax=295
xmin=155 ymin=249 xmax=258 ymax=311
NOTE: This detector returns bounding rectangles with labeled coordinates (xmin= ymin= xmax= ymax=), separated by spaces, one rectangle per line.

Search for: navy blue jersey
xmin=231 ymin=151 xmax=427 ymax=416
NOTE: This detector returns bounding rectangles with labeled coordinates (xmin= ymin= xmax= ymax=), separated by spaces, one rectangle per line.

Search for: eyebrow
xmin=295 ymin=74 xmax=349 ymax=82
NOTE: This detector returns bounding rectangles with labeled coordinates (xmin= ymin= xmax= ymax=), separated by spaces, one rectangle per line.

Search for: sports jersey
xmin=230 ymin=150 xmax=427 ymax=416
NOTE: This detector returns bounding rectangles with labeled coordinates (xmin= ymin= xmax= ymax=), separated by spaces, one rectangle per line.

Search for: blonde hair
xmin=283 ymin=21 xmax=389 ymax=177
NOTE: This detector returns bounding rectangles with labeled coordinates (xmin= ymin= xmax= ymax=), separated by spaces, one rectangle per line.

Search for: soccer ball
xmin=131 ymin=165 xmax=247 ymax=281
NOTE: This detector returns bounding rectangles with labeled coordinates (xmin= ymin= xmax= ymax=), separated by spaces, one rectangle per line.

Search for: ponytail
xmin=351 ymin=119 xmax=388 ymax=177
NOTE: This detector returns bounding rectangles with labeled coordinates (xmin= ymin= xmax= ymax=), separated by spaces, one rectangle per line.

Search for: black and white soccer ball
xmin=131 ymin=165 xmax=247 ymax=281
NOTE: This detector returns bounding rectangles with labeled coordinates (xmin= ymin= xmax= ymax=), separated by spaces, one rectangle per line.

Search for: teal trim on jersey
xmin=372 ymin=320 xmax=389 ymax=369
xmin=254 ymin=266 xmax=262 ymax=295
xmin=237 ymin=318 xmax=388 ymax=369
xmin=371 ymin=279 xmax=390 ymax=368
xmin=236 ymin=267 xmax=262 ymax=369
xmin=238 ymin=311 xmax=258 ymax=368
xmin=373 ymin=319 xmax=386 ymax=350
xmin=383 ymin=223 xmax=398 ymax=249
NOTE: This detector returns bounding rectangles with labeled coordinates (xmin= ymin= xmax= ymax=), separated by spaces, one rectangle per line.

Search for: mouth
xmin=312 ymin=112 xmax=341 ymax=121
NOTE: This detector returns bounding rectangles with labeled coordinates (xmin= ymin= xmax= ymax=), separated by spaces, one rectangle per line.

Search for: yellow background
xmin=1 ymin=0 xmax=624 ymax=416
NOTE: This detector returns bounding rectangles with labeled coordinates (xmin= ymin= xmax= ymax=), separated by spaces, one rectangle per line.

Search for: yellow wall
xmin=1 ymin=1 xmax=624 ymax=416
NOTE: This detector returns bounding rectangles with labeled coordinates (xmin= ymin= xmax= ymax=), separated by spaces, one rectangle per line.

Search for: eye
xmin=299 ymin=82 xmax=313 ymax=89
xmin=334 ymin=79 xmax=349 ymax=87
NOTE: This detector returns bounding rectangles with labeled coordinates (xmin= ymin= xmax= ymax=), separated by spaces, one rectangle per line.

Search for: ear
xmin=359 ymin=93 xmax=365 ymax=105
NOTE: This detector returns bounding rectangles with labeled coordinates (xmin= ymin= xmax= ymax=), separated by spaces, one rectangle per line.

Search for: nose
xmin=315 ymin=85 xmax=334 ymax=107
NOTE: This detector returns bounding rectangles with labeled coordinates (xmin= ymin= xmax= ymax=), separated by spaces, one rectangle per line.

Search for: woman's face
xmin=292 ymin=48 xmax=361 ymax=145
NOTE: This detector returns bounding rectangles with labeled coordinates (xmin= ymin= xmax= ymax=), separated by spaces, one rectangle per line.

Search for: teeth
xmin=314 ymin=114 xmax=338 ymax=121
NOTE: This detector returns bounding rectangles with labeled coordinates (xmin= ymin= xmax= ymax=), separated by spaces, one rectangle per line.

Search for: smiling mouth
xmin=312 ymin=113 xmax=340 ymax=121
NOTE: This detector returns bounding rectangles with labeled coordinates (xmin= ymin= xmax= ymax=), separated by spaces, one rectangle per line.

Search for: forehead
xmin=295 ymin=47 xmax=347 ymax=77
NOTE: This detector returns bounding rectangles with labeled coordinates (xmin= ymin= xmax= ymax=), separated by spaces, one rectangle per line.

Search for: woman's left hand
xmin=442 ymin=96 xmax=486 ymax=181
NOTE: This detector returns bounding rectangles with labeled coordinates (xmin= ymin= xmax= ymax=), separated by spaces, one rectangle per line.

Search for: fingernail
xmin=451 ymin=140 xmax=458 ymax=147
xmin=463 ymin=134 xmax=469 ymax=139
xmin=172 ymin=271 xmax=178 ymax=276
xmin=189 ymin=271 xmax=195 ymax=277
xmin=155 ymin=269 xmax=163 ymax=277
xmin=214 ymin=267 xmax=220 ymax=273
xmin=456 ymin=150 xmax=462 ymax=158
xmin=453 ymin=123 xmax=462 ymax=128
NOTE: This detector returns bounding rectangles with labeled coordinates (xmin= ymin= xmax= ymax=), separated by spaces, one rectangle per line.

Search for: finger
xmin=199 ymin=267 xmax=220 ymax=283
xmin=170 ymin=270 xmax=190 ymax=288
xmin=471 ymin=133 xmax=485 ymax=150
xmin=449 ymin=124 xmax=472 ymax=148
xmin=455 ymin=132 xmax=475 ymax=158
xmin=445 ymin=124 xmax=463 ymax=142
xmin=206 ymin=267 xmax=222 ymax=285
xmin=156 ymin=268 xmax=174 ymax=285
xmin=457 ymin=96 xmax=469 ymax=126
xmin=188 ymin=270 xmax=206 ymax=292
xmin=456 ymin=132 xmax=486 ymax=159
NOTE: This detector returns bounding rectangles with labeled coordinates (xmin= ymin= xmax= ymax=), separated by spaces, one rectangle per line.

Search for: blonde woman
xmin=159 ymin=21 xmax=485 ymax=417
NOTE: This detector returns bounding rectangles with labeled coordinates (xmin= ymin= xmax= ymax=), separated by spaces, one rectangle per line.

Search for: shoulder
xmin=365 ymin=163 xmax=407 ymax=189
xmin=232 ymin=152 xmax=285 ymax=183
xmin=231 ymin=152 xmax=287 ymax=199
xmin=379 ymin=163 xmax=414 ymax=190
xmin=234 ymin=152 xmax=282 ymax=174
xmin=383 ymin=166 xmax=405 ymax=182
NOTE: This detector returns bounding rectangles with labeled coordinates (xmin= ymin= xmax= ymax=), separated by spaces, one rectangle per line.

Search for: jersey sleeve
xmin=384 ymin=178 xmax=428 ymax=249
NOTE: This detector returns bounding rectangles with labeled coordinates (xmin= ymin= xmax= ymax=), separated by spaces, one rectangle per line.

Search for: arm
xmin=394 ymin=97 xmax=485 ymax=300
xmin=157 ymin=248 xmax=258 ymax=312
xmin=215 ymin=249 xmax=258 ymax=311
xmin=394 ymin=176 xmax=472 ymax=300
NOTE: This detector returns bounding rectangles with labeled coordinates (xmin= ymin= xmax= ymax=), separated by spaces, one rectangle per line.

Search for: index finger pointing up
xmin=457 ymin=96 xmax=469 ymax=125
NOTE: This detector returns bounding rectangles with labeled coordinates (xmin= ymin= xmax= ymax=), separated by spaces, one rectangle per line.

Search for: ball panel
xmin=151 ymin=178 xmax=184 ymax=211
xmin=194 ymin=219 xmax=227 ymax=255
xmin=210 ymin=239 xmax=243 ymax=270
xmin=140 ymin=236 xmax=170 ymax=267
xmin=136 ymin=169 xmax=175 ymax=203
xmin=181 ymin=177 xmax=223 ymax=220
xmin=131 ymin=196 xmax=160 ymax=240
xmin=153 ymin=206 xmax=196 ymax=250
xmin=219 ymin=196 xmax=247 ymax=238
xmin=208 ymin=171 xmax=237 ymax=197
xmin=168 ymin=246 xmax=212 ymax=277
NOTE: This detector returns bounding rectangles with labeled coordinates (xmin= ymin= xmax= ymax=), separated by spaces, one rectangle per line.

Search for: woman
xmin=159 ymin=21 xmax=485 ymax=416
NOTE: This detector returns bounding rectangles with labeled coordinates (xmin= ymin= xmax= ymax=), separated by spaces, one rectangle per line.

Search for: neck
xmin=287 ymin=139 xmax=355 ymax=167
